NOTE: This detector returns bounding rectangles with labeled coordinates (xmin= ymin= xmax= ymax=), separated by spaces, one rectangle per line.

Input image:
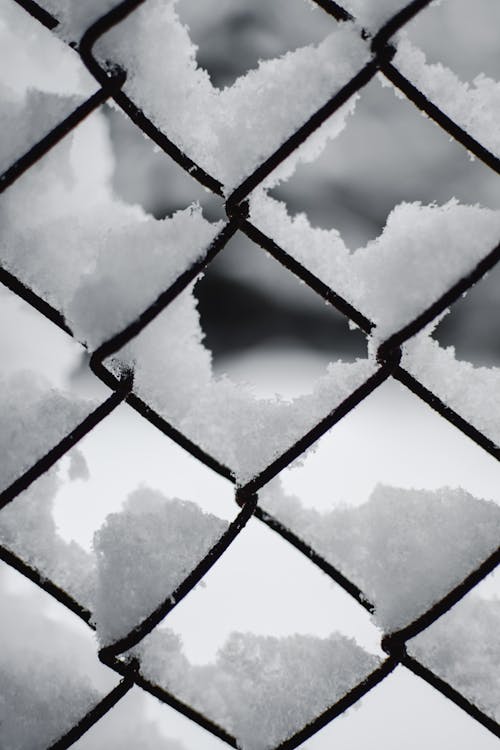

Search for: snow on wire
xmin=0 ymin=0 xmax=499 ymax=748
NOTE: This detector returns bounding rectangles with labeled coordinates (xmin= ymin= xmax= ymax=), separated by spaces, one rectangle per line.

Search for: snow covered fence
xmin=0 ymin=0 xmax=499 ymax=747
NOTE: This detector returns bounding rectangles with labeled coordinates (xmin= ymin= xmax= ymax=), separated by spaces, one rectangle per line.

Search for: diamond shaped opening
xmin=260 ymin=379 xmax=500 ymax=632
xmin=267 ymin=75 xmax=499 ymax=251
xmin=0 ymin=105 xmax=226 ymax=352
xmin=112 ymin=226 xmax=375 ymax=482
xmin=0 ymin=405 xmax=237 ymax=646
xmin=97 ymin=0 xmax=369 ymax=189
xmin=195 ymin=231 xmax=367 ymax=398
xmin=130 ymin=518 xmax=382 ymax=750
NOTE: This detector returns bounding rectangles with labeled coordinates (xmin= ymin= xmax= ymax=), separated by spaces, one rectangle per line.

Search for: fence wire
xmin=1 ymin=0 xmax=499 ymax=747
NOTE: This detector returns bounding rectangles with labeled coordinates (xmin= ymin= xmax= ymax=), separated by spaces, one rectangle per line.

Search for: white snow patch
xmin=122 ymin=285 xmax=375 ymax=482
xmin=0 ymin=0 xmax=94 ymax=171
xmin=403 ymin=333 xmax=500 ymax=449
xmin=93 ymin=487 xmax=228 ymax=644
xmin=136 ymin=628 xmax=380 ymax=750
xmin=250 ymin=192 xmax=500 ymax=342
xmin=261 ymin=481 xmax=500 ymax=631
xmin=0 ymin=111 xmax=222 ymax=349
xmin=0 ymin=372 xmax=96 ymax=493
xmin=99 ymin=0 xmax=369 ymax=190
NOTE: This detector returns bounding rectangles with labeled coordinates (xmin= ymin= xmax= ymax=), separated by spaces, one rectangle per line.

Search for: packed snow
xmin=93 ymin=487 xmax=228 ymax=644
xmin=393 ymin=37 xmax=500 ymax=158
xmin=0 ymin=110 xmax=222 ymax=349
xmin=99 ymin=0 xmax=369 ymax=190
xmin=136 ymin=628 xmax=380 ymax=750
xmin=0 ymin=372 xmax=96 ymax=493
xmin=122 ymin=284 xmax=375 ymax=482
xmin=403 ymin=332 xmax=500 ymax=448
xmin=250 ymin=192 xmax=500 ymax=343
xmin=260 ymin=481 xmax=500 ymax=632
xmin=409 ymin=593 xmax=500 ymax=722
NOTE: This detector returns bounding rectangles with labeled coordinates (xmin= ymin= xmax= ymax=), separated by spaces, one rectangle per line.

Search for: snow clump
xmin=137 ymin=627 xmax=380 ymax=750
xmin=261 ymin=482 xmax=500 ymax=632
xmin=93 ymin=487 xmax=228 ymax=645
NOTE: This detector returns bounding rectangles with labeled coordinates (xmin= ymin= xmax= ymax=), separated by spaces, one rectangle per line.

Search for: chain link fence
xmin=0 ymin=0 xmax=499 ymax=747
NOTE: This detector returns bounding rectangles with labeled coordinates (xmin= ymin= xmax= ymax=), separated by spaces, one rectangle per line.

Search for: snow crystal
xmin=394 ymin=38 xmax=500 ymax=158
xmin=0 ymin=372 xmax=96 ymax=493
xmin=409 ymin=594 xmax=500 ymax=722
xmin=93 ymin=487 xmax=227 ymax=645
xmin=403 ymin=333 xmax=500 ymax=448
xmin=99 ymin=0 xmax=369 ymax=189
xmin=0 ymin=469 xmax=96 ymax=608
xmin=0 ymin=110 xmax=222 ymax=349
xmin=0 ymin=580 xmax=100 ymax=750
xmin=250 ymin=192 xmax=500 ymax=342
xmin=122 ymin=284 xmax=375 ymax=483
xmin=261 ymin=482 xmax=500 ymax=632
xmin=137 ymin=628 xmax=379 ymax=750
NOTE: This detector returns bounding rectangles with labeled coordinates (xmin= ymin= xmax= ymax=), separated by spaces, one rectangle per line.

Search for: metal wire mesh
xmin=1 ymin=0 xmax=499 ymax=746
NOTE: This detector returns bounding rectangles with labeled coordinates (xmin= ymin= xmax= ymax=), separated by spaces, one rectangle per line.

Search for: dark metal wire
xmin=1 ymin=0 xmax=499 ymax=745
